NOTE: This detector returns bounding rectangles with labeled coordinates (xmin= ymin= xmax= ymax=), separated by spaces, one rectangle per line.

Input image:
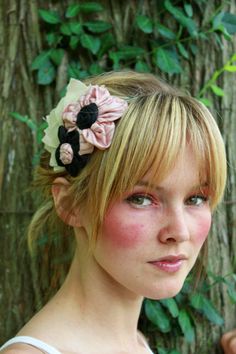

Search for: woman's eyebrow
xmin=137 ymin=180 xmax=209 ymax=191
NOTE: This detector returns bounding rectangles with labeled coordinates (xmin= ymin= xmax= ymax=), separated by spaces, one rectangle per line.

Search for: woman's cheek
xmin=195 ymin=213 xmax=212 ymax=245
xmin=102 ymin=213 xmax=146 ymax=249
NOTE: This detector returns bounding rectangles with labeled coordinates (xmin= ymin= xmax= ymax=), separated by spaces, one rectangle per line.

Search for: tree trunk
xmin=0 ymin=1 xmax=236 ymax=353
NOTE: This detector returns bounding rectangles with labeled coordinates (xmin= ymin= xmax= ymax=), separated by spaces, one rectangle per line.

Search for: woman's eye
xmin=186 ymin=195 xmax=208 ymax=206
xmin=126 ymin=194 xmax=153 ymax=207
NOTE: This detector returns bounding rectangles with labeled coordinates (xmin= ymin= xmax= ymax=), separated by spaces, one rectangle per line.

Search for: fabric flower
xmin=42 ymin=79 xmax=128 ymax=176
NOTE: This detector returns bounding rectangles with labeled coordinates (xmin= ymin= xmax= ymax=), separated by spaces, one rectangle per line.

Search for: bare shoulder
xmin=1 ymin=343 xmax=43 ymax=354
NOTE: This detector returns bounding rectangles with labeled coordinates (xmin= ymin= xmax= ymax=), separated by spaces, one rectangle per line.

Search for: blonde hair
xmin=28 ymin=71 xmax=227 ymax=248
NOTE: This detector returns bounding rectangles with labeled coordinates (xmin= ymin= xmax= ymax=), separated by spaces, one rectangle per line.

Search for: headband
xmin=42 ymin=79 xmax=128 ymax=177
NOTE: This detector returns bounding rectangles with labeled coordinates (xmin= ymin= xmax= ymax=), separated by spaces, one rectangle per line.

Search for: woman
xmin=0 ymin=71 xmax=227 ymax=354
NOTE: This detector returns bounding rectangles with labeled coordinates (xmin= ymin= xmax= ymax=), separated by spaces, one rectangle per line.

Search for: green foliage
xmin=31 ymin=0 xmax=236 ymax=85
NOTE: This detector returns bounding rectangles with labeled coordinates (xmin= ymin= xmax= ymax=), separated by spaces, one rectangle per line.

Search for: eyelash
xmin=125 ymin=193 xmax=209 ymax=208
xmin=185 ymin=195 xmax=209 ymax=206
xmin=126 ymin=194 xmax=155 ymax=208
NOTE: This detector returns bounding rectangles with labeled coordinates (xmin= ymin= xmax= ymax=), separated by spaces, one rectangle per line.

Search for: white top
xmin=0 ymin=335 xmax=154 ymax=354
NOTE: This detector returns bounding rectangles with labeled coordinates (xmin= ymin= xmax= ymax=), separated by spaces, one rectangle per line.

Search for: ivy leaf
xmin=65 ymin=4 xmax=80 ymax=18
xmin=198 ymin=97 xmax=212 ymax=107
xmin=68 ymin=61 xmax=81 ymax=79
xmin=159 ymin=298 xmax=179 ymax=318
xmin=50 ymin=49 xmax=64 ymax=66
xmin=164 ymin=0 xmax=197 ymax=37
xmin=190 ymin=293 xmax=224 ymax=325
xmin=38 ymin=9 xmax=61 ymax=24
xmin=31 ymin=51 xmax=51 ymax=70
xmin=79 ymin=2 xmax=103 ymax=13
xmin=81 ymin=34 xmax=101 ymax=54
xmin=136 ymin=15 xmax=153 ymax=33
xmin=60 ymin=23 xmax=72 ymax=36
xmin=155 ymin=47 xmax=182 ymax=74
xmin=157 ymin=348 xmax=169 ymax=354
xmin=37 ymin=60 xmax=56 ymax=85
xmin=222 ymin=12 xmax=236 ymax=34
xmin=46 ymin=32 xmax=62 ymax=46
xmin=224 ymin=65 xmax=236 ymax=72
xmin=84 ymin=20 xmax=112 ymax=33
xmin=98 ymin=33 xmax=115 ymax=57
xmin=89 ymin=63 xmax=103 ymax=75
xmin=178 ymin=309 xmax=195 ymax=343
xmin=144 ymin=300 xmax=171 ymax=333
xmin=156 ymin=24 xmax=176 ymax=39
xmin=211 ymin=84 xmax=225 ymax=96
xmin=177 ymin=42 xmax=189 ymax=59
xmin=115 ymin=46 xmax=145 ymax=59
xmin=184 ymin=3 xmax=193 ymax=17
xmin=70 ymin=22 xmax=82 ymax=35
xmin=69 ymin=35 xmax=80 ymax=50
xmin=135 ymin=60 xmax=151 ymax=73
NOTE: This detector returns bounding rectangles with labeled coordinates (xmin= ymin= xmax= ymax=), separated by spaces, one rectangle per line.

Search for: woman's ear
xmin=52 ymin=177 xmax=81 ymax=227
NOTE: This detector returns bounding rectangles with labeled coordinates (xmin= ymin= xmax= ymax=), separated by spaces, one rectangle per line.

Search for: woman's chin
xmin=145 ymin=280 xmax=185 ymax=300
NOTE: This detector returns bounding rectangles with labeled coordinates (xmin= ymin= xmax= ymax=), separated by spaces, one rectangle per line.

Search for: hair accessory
xmin=42 ymin=79 xmax=128 ymax=177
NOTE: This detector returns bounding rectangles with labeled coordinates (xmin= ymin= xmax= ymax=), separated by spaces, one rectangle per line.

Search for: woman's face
xmin=91 ymin=145 xmax=212 ymax=299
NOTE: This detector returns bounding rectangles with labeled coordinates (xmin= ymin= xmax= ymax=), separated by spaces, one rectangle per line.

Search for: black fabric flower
xmin=55 ymin=126 xmax=89 ymax=177
xmin=76 ymin=103 xmax=98 ymax=129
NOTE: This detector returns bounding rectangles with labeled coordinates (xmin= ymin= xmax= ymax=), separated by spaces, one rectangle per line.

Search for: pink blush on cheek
xmin=102 ymin=215 xmax=146 ymax=249
xmin=195 ymin=215 xmax=212 ymax=244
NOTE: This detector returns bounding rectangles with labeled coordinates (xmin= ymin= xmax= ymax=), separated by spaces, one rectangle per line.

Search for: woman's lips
xmin=148 ymin=255 xmax=187 ymax=273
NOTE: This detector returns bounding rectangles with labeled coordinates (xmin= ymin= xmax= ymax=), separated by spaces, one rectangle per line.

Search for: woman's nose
xmin=158 ymin=207 xmax=190 ymax=244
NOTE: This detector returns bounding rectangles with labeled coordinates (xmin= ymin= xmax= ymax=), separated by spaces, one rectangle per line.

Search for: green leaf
xmin=226 ymin=282 xmax=236 ymax=303
xmin=144 ymin=300 xmax=171 ymax=333
xmin=157 ymin=24 xmax=176 ymax=39
xmin=89 ymin=63 xmax=103 ymax=75
xmin=109 ymin=52 xmax=121 ymax=70
xmin=164 ymin=0 xmax=197 ymax=37
xmin=98 ymin=33 xmax=115 ymax=57
xmin=79 ymin=2 xmax=103 ymax=13
xmin=38 ymin=9 xmax=61 ymax=24
xmin=70 ymin=22 xmax=83 ymax=35
xmin=60 ymin=23 xmax=72 ymax=36
xmin=31 ymin=51 xmax=51 ymax=70
xmin=84 ymin=20 xmax=112 ymax=33
xmin=135 ymin=60 xmax=151 ymax=73
xmin=10 ymin=112 xmax=37 ymax=131
xmin=66 ymin=4 xmax=80 ymax=18
xmin=198 ymin=97 xmax=212 ymax=107
xmin=222 ymin=12 xmax=236 ymax=34
xmin=155 ymin=47 xmax=182 ymax=74
xmin=169 ymin=350 xmax=182 ymax=354
xmin=113 ymin=46 xmax=145 ymax=60
xmin=69 ymin=35 xmax=80 ymax=50
xmin=177 ymin=42 xmax=189 ymax=59
xmin=212 ymin=12 xmax=225 ymax=30
xmin=190 ymin=43 xmax=197 ymax=55
xmin=190 ymin=293 xmax=224 ymax=325
xmin=224 ymin=65 xmax=236 ymax=72
xmin=50 ymin=49 xmax=64 ymax=66
xmin=46 ymin=32 xmax=62 ymax=46
xmin=178 ymin=309 xmax=195 ymax=343
xmin=184 ymin=3 xmax=193 ymax=17
xmin=81 ymin=34 xmax=101 ymax=54
xmin=211 ymin=84 xmax=225 ymax=96
xmin=37 ymin=60 xmax=56 ymax=85
xmin=136 ymin=15 xmax=153 ymax=34
xmin=68 ymin=61 xmax=81 ymax=79
xmin=159 ymin=298 xmax=179 ymax=318
xmin=157 ymin=348 xmax=169 ymax=354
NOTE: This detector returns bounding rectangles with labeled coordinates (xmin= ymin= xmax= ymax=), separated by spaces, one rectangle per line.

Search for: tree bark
xmin=0 ymin=1 xmax=236 ymax=353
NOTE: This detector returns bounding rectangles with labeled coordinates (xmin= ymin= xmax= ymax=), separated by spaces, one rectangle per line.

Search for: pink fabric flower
xmin=60 ymin=143 xmax=73 ymax=165
xmin=62 ymin=85 xmax=128 ymax=155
